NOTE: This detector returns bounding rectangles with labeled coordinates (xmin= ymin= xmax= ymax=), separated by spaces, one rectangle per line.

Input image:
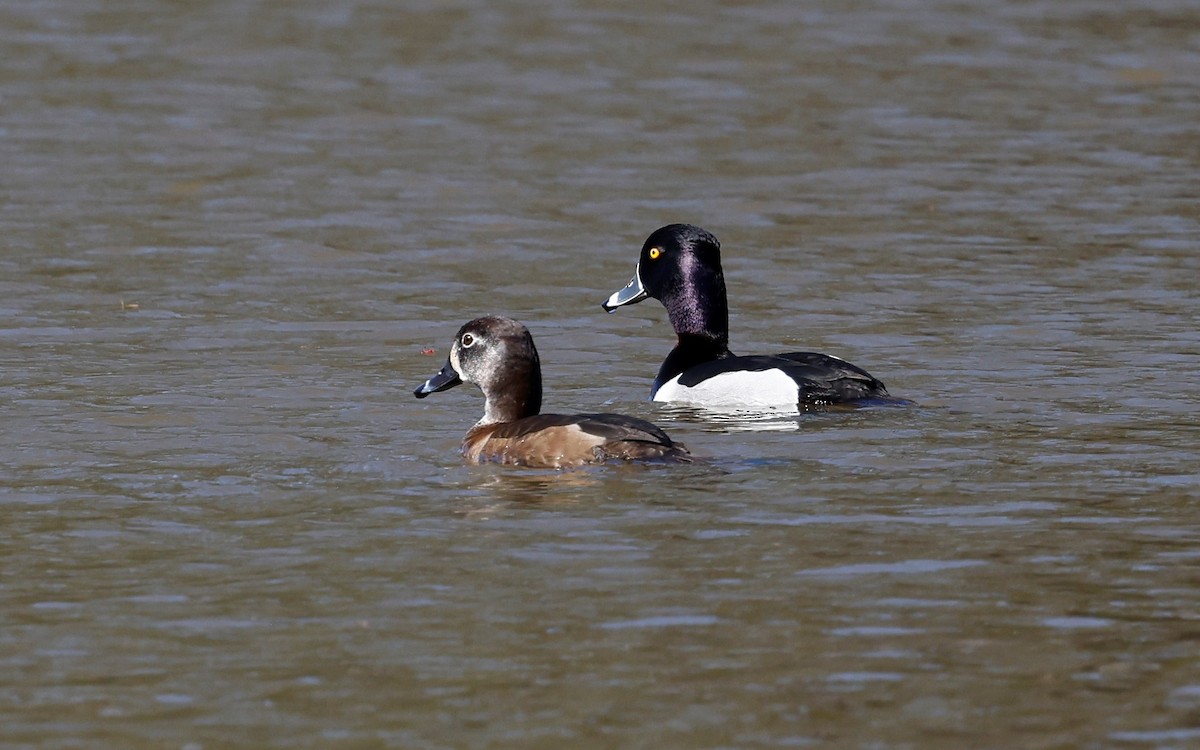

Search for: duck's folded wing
xmin=569 ymin=413 xmax=679 ymax=445
xmin=571 ymin=413 xmax=691 ymax=463
xmin=773 ymin=352 xmax=889 ymax=403
xmin=676 ymin=352 xmax=888 ymax=404
xmin=469 ymin=414 xmax=688 ymax=467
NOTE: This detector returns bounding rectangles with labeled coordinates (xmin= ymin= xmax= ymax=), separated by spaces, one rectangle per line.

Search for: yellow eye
xmin=648 ymin=247 xmax=662 ymax=260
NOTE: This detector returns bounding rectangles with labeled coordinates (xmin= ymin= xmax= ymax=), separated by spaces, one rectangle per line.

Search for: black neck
xmin=663 ymin=259 xmax=729 ymax=346
xmin=653 ymin=334 xmax=733 ymax=393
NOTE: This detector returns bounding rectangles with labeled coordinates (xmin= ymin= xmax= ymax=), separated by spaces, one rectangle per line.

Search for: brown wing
xmin=462 ymin=414 xmax=690 ymax=468
xmin=572 ymin=413 xmax=692 ymax=464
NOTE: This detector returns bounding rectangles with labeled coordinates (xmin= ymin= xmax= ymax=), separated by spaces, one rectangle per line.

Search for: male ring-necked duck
xmin=602 ymin=223 xmax=895 ymax=410
xmin=414 ymin=316 xmax=692 ymax=468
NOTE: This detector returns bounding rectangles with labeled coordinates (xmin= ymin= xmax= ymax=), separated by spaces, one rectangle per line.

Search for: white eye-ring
xmin=460 ymin=332 xmax=476 ymax=348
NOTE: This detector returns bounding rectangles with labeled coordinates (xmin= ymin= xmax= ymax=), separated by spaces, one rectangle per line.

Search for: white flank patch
xmin=654 ymin=369 xmax=800 ymax=408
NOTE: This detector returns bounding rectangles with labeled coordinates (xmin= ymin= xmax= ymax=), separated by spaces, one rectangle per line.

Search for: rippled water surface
xmin=3 ymin=0 xmax=1199 ymax=747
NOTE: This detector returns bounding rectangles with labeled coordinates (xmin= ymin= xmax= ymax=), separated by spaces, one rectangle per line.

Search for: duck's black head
xmin=602 ymin=224 xmax=729 ymax=346
xmin=414 ymin=316 xmax=543 ymax=424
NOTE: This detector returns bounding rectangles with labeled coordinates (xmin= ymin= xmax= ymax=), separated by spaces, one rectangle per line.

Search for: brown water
xmin=3 ymin=0 xmax=1199 ymax=747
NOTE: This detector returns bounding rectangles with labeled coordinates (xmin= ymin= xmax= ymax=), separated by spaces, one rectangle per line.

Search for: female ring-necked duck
xmin=414 ymin=316 xmax=692 ymax=468
xmin=602 ymin=224 xmax=895 ymax=410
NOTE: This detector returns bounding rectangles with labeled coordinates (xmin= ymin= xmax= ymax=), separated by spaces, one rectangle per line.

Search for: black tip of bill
xmin=414 ymin=360 xmax=462 ymax=399
xmin=602 ymin=271 xmax=647 ymax=313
